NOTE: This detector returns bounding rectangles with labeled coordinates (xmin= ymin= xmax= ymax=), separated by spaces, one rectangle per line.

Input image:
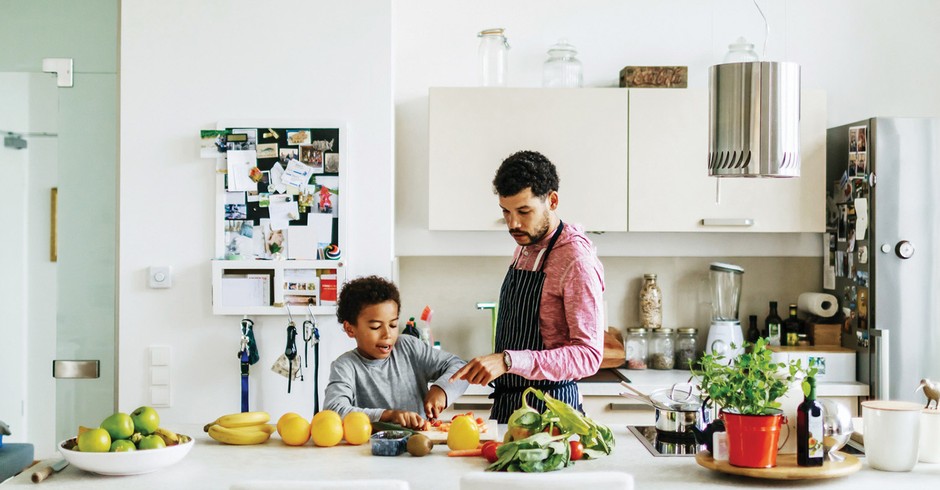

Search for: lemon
xmin=447 ymin=415 xmax=480 ymax=451
xmin=277 ymin=413 xmax=311 ymax=446
xmin=342 ymin=412 xmax=372 ymax=446
xmin=310 ymin=410 xmax=344 ymax=447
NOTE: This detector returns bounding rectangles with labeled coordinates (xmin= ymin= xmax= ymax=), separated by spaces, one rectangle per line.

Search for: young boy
xmin=324 ymin=275 xmax=469 ymax=429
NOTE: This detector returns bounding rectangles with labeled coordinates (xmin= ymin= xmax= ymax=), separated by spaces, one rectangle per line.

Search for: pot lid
xmin=648 ymin=386 xmax=703 ymax=412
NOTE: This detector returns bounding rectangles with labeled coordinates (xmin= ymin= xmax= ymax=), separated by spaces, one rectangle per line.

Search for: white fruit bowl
xmin=59 ymin=435 xmax=194 ymax=476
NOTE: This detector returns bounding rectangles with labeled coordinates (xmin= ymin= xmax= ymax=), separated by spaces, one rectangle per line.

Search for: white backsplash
xmin=397 ymin=256 xmax=822 ymax=362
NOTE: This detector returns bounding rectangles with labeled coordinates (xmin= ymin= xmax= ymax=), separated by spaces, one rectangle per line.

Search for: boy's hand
xmin=424 ymin=385 xmax=447 ymax=420
xmin=450 ymin=353 xmax=507 ymax=385
xmin=381 ymin=409 xmax=426 ymax=430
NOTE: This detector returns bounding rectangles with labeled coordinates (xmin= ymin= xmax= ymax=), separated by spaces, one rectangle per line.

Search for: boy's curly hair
xmin=492 ymin=150 xmax=559 ymax=198
xmin=336 ymin=275 xmax=401 ymax=324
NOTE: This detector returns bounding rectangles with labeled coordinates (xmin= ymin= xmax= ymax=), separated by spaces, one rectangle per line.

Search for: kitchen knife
xmin=31 ymin=458 xmax=68 ymax=483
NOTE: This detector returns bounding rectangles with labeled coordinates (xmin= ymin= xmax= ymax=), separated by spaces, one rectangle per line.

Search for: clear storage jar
xmin=625 ymin=327 xmax=649 ymax=370
xmin=478 ymin=28 xmax=509 ymax=87
xmin=639 ymin=274 xmax=663 ymax=329
xmin=649 ymin=328 xmax=675 ymax=370
xmin=675 ymin=327 xmax=698 ymax=369
xmin=542 ymin=38 xmax=583 ymax=88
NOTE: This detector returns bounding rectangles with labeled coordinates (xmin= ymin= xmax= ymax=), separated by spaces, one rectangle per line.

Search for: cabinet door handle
xmin=700 ymin=218 xmax=754 ymax=227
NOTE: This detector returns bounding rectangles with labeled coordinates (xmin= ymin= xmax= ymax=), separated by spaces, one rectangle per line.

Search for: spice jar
xmin=625 ymin=327 xmax=649 ymax=370
xmin=649 ymin=328 xmax=675 ymax=370
xmin=639 ymin=274 xmax=663 ymax=329
xmin=675 ymin=327 xmax=698 ymax=369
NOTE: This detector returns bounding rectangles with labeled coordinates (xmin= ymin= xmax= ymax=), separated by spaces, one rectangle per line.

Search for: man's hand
xmin=424 ymin=385 xmax=447 ymax=420
xmin=381 ymin=409 xmax=425 ymax=430
xmin=450 ymin=353 xmax=508 ymax=385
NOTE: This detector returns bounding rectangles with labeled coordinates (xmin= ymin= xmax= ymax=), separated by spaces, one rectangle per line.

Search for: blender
xmin=705 ymin=262 xmax=744 ymax=362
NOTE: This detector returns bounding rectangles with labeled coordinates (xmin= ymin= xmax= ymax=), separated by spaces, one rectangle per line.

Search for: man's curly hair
xmin=336 ymin=275 xmax=401 ymax=324
xmin=492 ymin=150 xmax=560 ymax=198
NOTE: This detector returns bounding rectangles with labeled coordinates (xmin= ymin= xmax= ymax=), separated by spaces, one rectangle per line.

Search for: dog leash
xmin=305 ymin=304 xmax=321 ymax=413
xmin=238 ymin=317 xmax=259 ymax=412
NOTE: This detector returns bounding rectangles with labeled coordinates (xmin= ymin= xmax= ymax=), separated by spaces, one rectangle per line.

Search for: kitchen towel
xmin=797 ymin=292 xmax=838 ymax=318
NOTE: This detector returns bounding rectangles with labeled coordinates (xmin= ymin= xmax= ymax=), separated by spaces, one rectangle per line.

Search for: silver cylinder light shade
xmin=708 ymin=61 xmax=801 ymax=177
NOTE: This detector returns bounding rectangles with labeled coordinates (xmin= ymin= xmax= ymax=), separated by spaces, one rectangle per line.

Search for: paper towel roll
xmin=798 ymin=292 xmax=838 ymax=318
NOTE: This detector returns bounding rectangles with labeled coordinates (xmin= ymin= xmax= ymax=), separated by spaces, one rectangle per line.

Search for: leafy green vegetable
xmin=525 ymin=387 xmax=615 ymax=457
xmin=487 ymin=432 xmax=571 ymax=473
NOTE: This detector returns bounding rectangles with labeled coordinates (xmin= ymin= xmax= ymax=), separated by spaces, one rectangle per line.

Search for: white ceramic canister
xmin=862 ymin=400 xmax=923 ymax=471
xmin=920 ymin=409 xmax=940 ymax=463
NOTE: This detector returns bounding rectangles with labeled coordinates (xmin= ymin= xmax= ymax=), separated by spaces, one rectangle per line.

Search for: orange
xmin=342 ymin=411 xmax=372 ymax=445
xmin=277 ymin=413 xmax=311 ymax=446
xmin=310 ymin=410 xmax=343 ymax=447
xmin=277 ymin=412 xmax=302 ymax=435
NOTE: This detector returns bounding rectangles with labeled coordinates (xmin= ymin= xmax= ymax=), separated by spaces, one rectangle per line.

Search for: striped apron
xmin=489 ymin=221 xmax=581 ymax=423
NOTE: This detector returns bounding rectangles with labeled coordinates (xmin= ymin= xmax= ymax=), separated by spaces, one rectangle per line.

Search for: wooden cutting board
xmin=418 ymin=419 xmax=500 ymax=444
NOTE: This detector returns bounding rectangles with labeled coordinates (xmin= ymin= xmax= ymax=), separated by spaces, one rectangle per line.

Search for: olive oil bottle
xmin=797 ymin=376 xmax=825 ymax=466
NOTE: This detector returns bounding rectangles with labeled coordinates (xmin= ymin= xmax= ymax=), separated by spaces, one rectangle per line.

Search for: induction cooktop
xmin=628 ymin=425 xmax=700 ymax=457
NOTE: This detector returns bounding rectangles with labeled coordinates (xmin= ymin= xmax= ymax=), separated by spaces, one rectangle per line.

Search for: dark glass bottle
xmin=783 ymin=304 xmax=801 ymax=347
xmin=797 ymin=377 xmax=824 ymax=466
xmin=746 ymin=315 xmax=761 ymax=343
xmin=765 ymin=301 xmax=783 ymax=346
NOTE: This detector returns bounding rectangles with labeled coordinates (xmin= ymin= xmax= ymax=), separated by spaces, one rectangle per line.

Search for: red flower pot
xmin=722 ymin=410 xmax=785 ymax=468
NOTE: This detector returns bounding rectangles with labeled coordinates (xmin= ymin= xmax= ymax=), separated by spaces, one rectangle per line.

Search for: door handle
xmin=52 ymin=360 xmax=100 ymax=379
xmin=700 ymin=218 xmax=754 ymax=227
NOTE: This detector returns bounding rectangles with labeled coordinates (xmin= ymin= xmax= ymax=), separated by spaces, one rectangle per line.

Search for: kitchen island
xmin=5 ymin=424 xmax=937 ymax=489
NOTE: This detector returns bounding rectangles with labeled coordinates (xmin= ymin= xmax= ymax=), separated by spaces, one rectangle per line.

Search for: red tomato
xmin=482 ymin=441 xmax=501 ymax=463
xmin=569 ymin=440 xmax=584 ymax=461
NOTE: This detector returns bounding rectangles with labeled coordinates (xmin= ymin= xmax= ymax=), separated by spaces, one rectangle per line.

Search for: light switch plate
xmin=149 ymin=266 xmax=172 ymax=288
xmin=150 ymin=346 xmax=171 ymax=366
xmin=150 ymin=386 xmax=171 ymax=407
xmin=151 ymin=366 xmax=170 ymax=385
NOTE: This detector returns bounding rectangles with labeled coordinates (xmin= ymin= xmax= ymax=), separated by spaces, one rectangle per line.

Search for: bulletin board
xmin=205 ymin=123 xmax=345 ymax=261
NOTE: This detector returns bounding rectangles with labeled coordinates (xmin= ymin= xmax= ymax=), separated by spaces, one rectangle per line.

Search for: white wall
xmin=119 ymin=0 xmax=393 ymax=425
xmin=393 ymin=0 xmax=940 ymax=257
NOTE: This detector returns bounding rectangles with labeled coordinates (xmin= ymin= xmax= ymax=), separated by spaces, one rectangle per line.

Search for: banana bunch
xmin=205 ymin=411 xmax=274 ymax=445
xmin=154 ymin=427 xmax=190 ymax=446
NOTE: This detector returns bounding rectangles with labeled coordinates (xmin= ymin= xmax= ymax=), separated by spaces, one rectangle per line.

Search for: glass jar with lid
xmin=675 ymin=327 xmax=698 ymax=369
xmin=478 ymin=28 xmax=509 ymax=87
xmin=542 ymin=38 xmax=583 ymax=88
xmin=639 ymin=274 xmax=663 ymax=329
xmin=649 ymin=328 xmax=675 ymax=370
xmin=723 ymin=36 xmax=759 ymax=63
xmin=625 ymin=327 xmax=649 ymax=370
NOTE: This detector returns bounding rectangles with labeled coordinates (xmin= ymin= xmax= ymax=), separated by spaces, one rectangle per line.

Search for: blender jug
xmin=706 ymin=263 xmax=744 ymax=362
xmin=709 ymin=263 xmax=743 ymax=321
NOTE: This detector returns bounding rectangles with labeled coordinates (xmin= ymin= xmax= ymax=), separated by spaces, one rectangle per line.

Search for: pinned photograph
xmin=325 ymin=152 xmax=340 ymax=173
xmin=225 ymin=192 xmax=248 ymax=220
xmin=231 ymin=128 xmax=258 ymax=150
xmin=200 ymin=129 xmax=229 ymax=158
xmin=312 ymin=176 xmax=339 ymax=215
xmin=257 ymin=143 xmax=278 ymax=159
xmin=286 ymin=129 xmax=311 ymax=146
xmin=849 ymin=127 xmax=858 ymax=152
xmin=299 ymin=144 xmax=324 ymax=173
xmin=226 ymin=132 xmax=251 ymax=151
xmin=224 ymin=220 xmax=254 ymax=258
xmin=848 ymin=153 xmax=857 ymax=177
xmin=279 ymin=148 xmax=299 ymax=162
xmin=857 ymin=127 xmax=867 ymax=152
xmin=855 ymin=152 xmax=867 ymax=175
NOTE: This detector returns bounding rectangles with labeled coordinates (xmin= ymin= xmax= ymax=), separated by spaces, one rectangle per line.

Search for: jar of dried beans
xmin=639 ymin=274 xmax=663 ymax=329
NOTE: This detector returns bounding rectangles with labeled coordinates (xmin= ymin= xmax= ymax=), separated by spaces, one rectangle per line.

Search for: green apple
xmin=77 ymin=428 xmax=111 ymax=452
xmin=138 ymin=434 xmax=166 ymax=450
xmin=130 ymin=406 xmax=160 ymax=435
xmin=100 ymin=412 xmax=135 ymax=440
xmin=110 ymin=439 xmax=137 ymax=452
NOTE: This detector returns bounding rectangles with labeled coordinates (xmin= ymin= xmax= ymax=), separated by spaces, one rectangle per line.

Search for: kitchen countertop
xmin=6 ymin=423 xmax=934 ymax=489
xmin=463 ymin=368 xmax=870 ymax=398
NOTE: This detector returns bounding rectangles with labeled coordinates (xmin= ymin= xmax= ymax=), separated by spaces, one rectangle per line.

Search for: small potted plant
xmin=692 ymin=338 xmax=811 ymax=468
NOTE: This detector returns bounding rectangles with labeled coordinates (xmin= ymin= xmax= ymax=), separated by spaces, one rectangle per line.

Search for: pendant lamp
xmin=708 ymin=2 xmax=801 ymax=178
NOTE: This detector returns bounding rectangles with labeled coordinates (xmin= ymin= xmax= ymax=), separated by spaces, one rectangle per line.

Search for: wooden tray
xmin=695 ymin=452 xmax=861 ymax=480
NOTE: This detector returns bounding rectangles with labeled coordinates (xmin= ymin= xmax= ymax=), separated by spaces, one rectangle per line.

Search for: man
xmin=451 ymin=150 xmax=605 ymax=422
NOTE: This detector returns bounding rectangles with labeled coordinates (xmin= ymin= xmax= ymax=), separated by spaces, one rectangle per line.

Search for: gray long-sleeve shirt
xmin=324 ymin=334 xmax=470 ymax=422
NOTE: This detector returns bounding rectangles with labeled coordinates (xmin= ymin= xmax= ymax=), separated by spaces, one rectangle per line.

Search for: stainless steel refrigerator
xmin=825 ymin=118 xmax=940 ymax=403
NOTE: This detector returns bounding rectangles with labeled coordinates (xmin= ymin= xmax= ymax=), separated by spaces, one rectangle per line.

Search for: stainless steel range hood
xmin=708 ymin=61 xmax=801 ymax=178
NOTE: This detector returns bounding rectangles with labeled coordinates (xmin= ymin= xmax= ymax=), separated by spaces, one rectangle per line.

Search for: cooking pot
xmin=620 ymin=383 xmax=710 ymax=440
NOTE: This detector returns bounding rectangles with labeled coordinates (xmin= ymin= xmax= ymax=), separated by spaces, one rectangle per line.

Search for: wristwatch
xmin=502 ymin=351 xmax=512 ymax=370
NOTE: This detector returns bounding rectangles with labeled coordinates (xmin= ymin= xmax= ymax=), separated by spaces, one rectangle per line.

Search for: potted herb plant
xmin=691 ymin=337 xmax=811 ymax=468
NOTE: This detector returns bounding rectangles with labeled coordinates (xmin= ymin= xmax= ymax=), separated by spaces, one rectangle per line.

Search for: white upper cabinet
xmin=428 ymin=88 xmax=629 ymax=231
xmin=627 ymin=88 xmax=826 ymax=232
